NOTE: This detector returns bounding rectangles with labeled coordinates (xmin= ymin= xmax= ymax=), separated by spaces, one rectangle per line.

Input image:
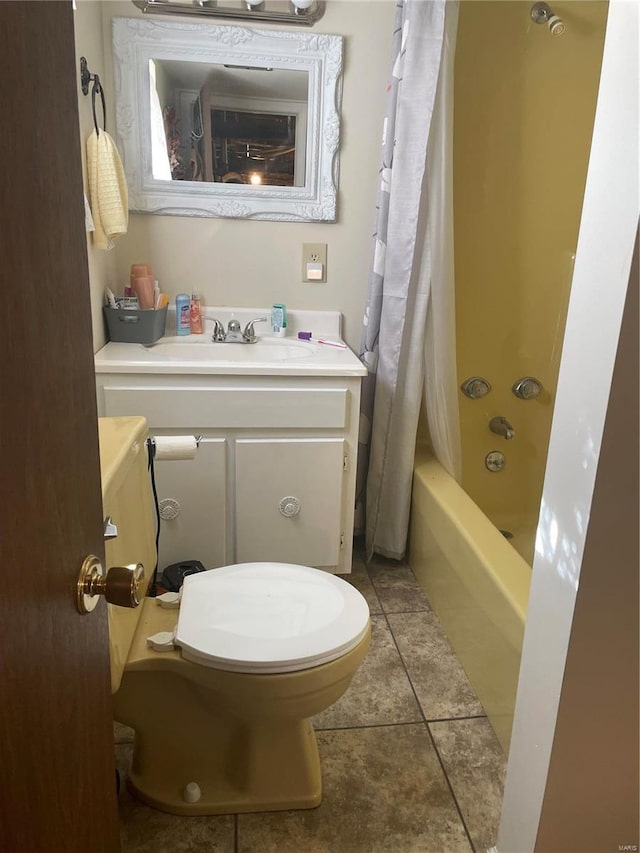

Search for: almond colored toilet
xmin=100 ymin=416 xmax=370 ymax=816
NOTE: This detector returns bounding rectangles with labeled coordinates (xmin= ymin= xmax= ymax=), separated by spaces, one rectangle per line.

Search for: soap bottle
xmin=176 ymin=293 xmax=191 ymax=336
xmin=190 ymin=293 xmax=203 ymax=334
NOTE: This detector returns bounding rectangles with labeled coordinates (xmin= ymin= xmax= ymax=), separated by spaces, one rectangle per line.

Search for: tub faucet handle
xmin=512 ymin=377 xmax=543 ymax=400
xmin=461 ymin=376 xmax=491 ymax=399
xmin=489 ymin=416 xmax=515 ymax=440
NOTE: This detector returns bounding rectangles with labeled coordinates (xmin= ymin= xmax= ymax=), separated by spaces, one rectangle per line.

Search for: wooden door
xmin=0 ymin=4 xmax=120 ymax=851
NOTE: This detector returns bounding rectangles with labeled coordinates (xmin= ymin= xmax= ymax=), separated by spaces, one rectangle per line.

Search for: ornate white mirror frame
xmin=113 ymin=18 xmax=343 ymax=221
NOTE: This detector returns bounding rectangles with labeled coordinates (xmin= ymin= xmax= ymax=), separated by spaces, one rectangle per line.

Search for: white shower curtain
xmin=422 ymin=2 xmax=461 ymax=483
xmin=358 ymin=0 xmax=461 ymax=560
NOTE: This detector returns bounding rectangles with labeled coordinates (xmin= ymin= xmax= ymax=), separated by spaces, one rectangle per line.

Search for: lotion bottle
xmin=271 ymin=303 xmax=287 ymax=337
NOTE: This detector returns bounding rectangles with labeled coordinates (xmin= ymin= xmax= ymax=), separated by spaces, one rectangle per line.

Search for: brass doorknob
xmin=76 ymin=555 xmax=145 ymax=615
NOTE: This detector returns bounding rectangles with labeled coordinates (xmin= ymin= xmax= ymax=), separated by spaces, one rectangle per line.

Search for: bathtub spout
xmin=489 ymin=417 xmax=515 ymax=440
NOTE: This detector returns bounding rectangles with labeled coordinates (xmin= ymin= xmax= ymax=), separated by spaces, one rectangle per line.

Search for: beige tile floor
xmin=115 ymin=552 xmax=506 ymax=853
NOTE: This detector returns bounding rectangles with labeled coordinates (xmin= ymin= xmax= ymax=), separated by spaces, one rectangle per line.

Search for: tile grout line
xmin=378 ymin=607 xmax=430 ymax=613
xmin=428 ymin=713 xmax=488 ymax=724
xmin=423 ymin=720 xmax=478 ymax=853
xmin=234 ymin=813 xmax=238 ymax=853
xmin=366 ymin=561 xmax=478 ymax=853
xmin=347 ymin=559 xmax=384 ymax=615
xmin=383 ymin=603 xmax=477 ymax=853
xmin=316 ymin=719 xmax=428 ymax=733
xmin=118 ymin=713 xmax=488 ymax=739
xmin=314 ymin=712 xmax=487 ymax=734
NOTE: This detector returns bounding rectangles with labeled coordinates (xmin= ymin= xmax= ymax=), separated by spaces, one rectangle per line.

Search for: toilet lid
xmin=175 ymin=562 xmax=370 ymax=674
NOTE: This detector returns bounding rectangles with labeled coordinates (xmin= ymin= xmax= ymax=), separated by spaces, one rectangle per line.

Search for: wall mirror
xmin=113 ymin=18 xmax=343 ymax=221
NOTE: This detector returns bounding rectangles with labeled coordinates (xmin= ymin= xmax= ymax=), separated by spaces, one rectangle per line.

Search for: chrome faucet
xmin=242 ymin=317 xmax=268 ymax=343
xmin=210 ymin=316 xmax=268 ymax=344
xmin=211 ymin=318 xmax=226 ymax=342
xmin=489 ymin=416 xmax=515 ymax=440
xmin=224 ymin=318 xmax=244 ymax=343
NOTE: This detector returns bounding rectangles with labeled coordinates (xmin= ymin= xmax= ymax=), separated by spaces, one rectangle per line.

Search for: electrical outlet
xmin=302 ymin=243 xmax=327 ymax=282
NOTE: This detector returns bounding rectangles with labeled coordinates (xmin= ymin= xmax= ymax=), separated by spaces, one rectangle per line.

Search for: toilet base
xmin=125 ymin=717 xmax=322 ymax=816
xmin=114 ymin=602 xmax=370 ymax=816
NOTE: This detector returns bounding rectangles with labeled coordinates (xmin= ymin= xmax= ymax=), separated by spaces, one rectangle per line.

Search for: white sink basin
xmin=145 ymin=337 xmax=314 ymax=362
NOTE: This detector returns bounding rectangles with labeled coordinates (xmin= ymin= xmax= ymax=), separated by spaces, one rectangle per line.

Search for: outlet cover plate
xmin=302 ymin=243 xmax=327 ymax=282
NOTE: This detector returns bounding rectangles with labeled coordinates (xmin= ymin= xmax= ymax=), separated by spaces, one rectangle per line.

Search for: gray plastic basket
xmin=103 ymin=306 xmax=167 ymax=345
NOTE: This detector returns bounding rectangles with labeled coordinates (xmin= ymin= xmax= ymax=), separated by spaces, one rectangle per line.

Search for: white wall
xmin=73 ymin=0 xmax=119 ymax=351
xmin=535 ymin=234 xmax=638 ymax=851
xmin=97 ymin=0 xmax=395 ymax=350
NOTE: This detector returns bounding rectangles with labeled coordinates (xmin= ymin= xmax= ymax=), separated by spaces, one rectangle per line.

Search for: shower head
xmin=530 ymin=2 xmax=566 ymax=36
xmin=547 ymin=14 xmax=566 ymax=36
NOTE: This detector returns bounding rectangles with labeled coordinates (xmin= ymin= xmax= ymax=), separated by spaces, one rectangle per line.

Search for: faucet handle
xmin=512 ymin=377 xmax=543 ymax=400
xmin=243 ymin=317 xmax=268 ymax=343
xmin=211 ymin=318 xmax=225 ymax=342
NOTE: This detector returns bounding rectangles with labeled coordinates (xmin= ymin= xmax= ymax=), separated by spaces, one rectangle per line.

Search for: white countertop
xmin=95 ymin=308 xmax=366 ymax=377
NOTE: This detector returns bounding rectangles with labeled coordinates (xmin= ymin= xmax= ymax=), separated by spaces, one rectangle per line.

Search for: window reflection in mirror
xmin=150 ymin=59 xmax=308 ymax=187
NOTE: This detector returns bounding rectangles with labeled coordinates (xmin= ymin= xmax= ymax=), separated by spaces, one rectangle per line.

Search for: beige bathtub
xmin=408 ymin=450 xmax=531 ymax=752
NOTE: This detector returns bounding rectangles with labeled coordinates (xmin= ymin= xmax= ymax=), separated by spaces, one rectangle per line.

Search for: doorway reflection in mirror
xmin=151 ymin=58 xmax=308 ymax=187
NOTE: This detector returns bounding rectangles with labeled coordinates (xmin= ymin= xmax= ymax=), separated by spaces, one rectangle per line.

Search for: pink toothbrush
xmin=317 ymin=338 xmax=347 ymax=349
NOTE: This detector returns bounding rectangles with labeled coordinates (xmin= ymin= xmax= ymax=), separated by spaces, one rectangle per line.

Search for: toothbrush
xmin=317 ymin=338 xmax=347 ymax=349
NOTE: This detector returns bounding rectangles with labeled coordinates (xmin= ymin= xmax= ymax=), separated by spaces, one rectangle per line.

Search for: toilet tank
xmin=98 ymin=416 xmax=156 ymax=693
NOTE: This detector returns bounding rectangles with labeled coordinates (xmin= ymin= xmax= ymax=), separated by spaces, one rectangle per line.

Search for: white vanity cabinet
xmin=94 ymin=372 xmax=363 ymax=574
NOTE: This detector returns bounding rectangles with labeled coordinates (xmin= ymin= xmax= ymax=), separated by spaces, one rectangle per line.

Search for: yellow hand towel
xmin=86 ymin=130 xmax=129 ymax=250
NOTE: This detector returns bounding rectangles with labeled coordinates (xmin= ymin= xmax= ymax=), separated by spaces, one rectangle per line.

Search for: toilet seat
xmin=175 ymin=562 xmax=370 ymax=674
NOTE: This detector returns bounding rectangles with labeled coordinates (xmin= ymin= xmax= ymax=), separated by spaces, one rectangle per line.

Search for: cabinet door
xmin=153 ymin=438 xmax=227 ymax=571
xmin=235 ymin=438 xmax=344 ymax=567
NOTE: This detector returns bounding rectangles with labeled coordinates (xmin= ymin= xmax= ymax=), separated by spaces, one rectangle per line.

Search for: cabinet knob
xmin=279 ymin=496 xmax=301 ymax=518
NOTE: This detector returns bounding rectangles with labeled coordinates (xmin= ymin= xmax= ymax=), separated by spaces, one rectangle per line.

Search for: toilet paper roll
xmin=153 ymin=435 xmax=198 ymax=461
